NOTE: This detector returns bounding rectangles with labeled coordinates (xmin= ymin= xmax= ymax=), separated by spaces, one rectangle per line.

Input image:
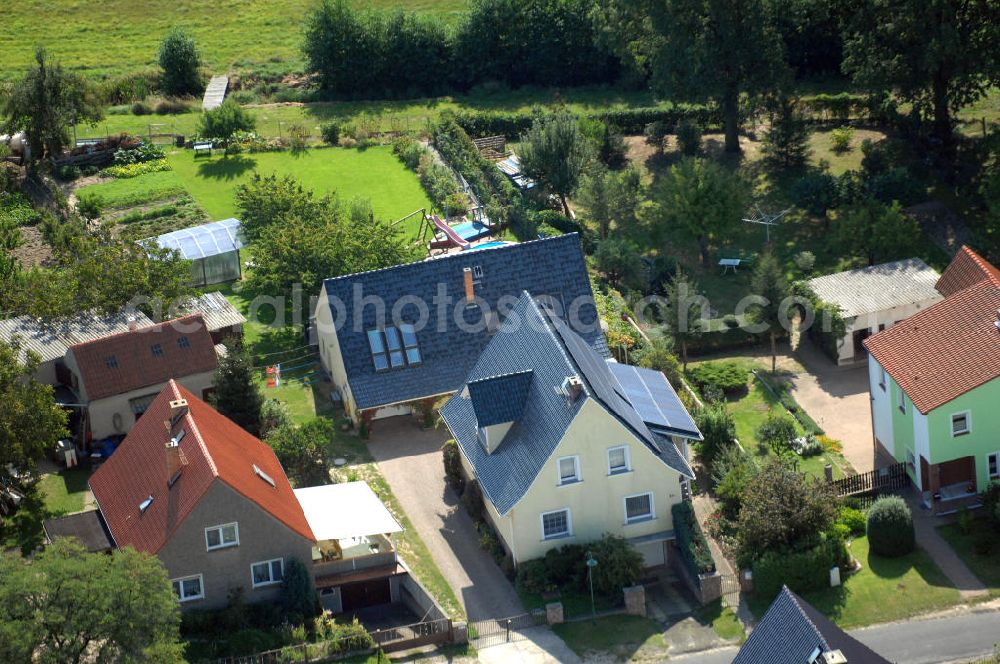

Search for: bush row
xmin=672 ymin=501 xmax=716 ymax=579
xmin=303 ymin=0 xmax=619 ymax=99
xmin=453 ymin=105 xmax=723 ymax=139
xmin=752 ymin=536 xmax=848 ymax=603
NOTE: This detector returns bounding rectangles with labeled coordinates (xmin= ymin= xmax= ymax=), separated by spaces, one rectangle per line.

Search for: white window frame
xmin=988 ymin=452 xmax=1000 ymax=480
xmin=897 ymin=388 xmax=906 ymax=414
xmin=624 ymin=492 xmax=655 ymax=524
xmin=951 ymin=411 xmax=971 ymax=437
xmin=906 ymin=449 xmax=916 ymax=471
xmin=540 ymin=508 xmax=572 ymax=540
xmin=250 ymin=558 xmax=285 ymax=588
xmin=556 ymin=456 xmax=581 ymax=485
xmin=172 ymin=574 xmax=204 ymax=602
xmin=878 ymin=367 xmax=886 ymax=391
xmin=607 ymin=445 xmax=631 ymax=475
xmin=205 ymin=522 xmax=239 ymax=551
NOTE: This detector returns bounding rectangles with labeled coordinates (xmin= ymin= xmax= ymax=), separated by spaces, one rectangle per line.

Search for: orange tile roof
xmin=935 ymin=245 xmax=1000 ymax=297
xmin=70 ymin=315 xmax=218 ymax=401
xmin=90 ymin=381 xmax=314 ymax=553
xmin=864 ymin=282 xmax=1000 ymax=414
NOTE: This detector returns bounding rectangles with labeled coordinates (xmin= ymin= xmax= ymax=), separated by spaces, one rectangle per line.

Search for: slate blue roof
xmin=468 ymin=371 xmax=533 ymax=427
xmin=322 ymin=233 xmax=605 ymax=411
xmin=733 ymin=587 xmax=890 ymax=664
xmin=440 ymin=292 xmax=694 ymax=516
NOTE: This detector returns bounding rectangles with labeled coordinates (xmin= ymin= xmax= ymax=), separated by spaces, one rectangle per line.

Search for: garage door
xmin=340 ymin=579 xmax=391 ymax=612
xmin=635 ymin=540 xmax=666 ymax=568
xmin=372 ymin=404 xmax=412 ymax=420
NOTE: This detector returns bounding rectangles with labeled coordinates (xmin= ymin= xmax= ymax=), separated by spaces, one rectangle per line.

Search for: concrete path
xmin=202 ymin=75 xmax=229 ymax=111
xmin=908 ymin=496 xmax=989 ymax=599
xmin=691 ymin=493 xmax=755 ymax=628
xmin=477 ymin=627 xmax=582 ymax=664
xmin=368 ymin=417 xmax=525 ymax=621
xmin=668 ymin=605 xmax=1000 ymax=664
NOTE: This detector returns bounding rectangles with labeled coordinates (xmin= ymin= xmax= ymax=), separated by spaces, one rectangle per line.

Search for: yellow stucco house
xmin=440 ymin=292 xmax=701 ymax=568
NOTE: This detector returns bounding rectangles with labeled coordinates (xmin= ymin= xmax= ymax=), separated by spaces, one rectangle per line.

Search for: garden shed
xmin=806 ymin=258 xmax=943 ymax=365
xmin=153 ymin=218 xmax=244 ymax=286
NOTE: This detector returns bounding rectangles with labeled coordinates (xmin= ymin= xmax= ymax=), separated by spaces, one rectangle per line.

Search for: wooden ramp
xmin=202 ymin=75 xmax=229 ymax=111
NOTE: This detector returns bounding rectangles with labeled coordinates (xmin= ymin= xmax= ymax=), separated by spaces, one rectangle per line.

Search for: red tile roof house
xmin=864 ymin=246 xmax=1000 ymax=513
xmin=52 ymin=380 xmax=421 ymax=616
xmin=63 ymin=314 xmax=220 ymax=441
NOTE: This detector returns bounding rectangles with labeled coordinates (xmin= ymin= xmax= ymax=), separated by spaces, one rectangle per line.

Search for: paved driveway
xmin=368 ymin=416 xmax=525 ymax=622
xmin=786 ymin=339 xmax=876 ymax=473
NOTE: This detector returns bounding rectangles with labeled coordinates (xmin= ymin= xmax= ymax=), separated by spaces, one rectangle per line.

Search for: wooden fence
xmin=832 ymin=462 xmax=910 ymax=497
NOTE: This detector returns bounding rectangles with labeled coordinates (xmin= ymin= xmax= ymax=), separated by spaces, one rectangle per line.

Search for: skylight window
xmin=139 ymin=495 xmax=154 ymax=513
xmin=253 ymin=464 xmax=276 ymax=487
xmin=151 ymin=343 xmax=164 ymax=357
xmin=367 ymin=329 xmax=389 ymax=371
xmin=367 ymin=326 xmax=422 ymax=371
xmin=400 ymin=324 xmax=421 ymax=364
xmin=177 ymin=336 xmax=191 ymax=349
xmin=105 ymin=355 xmax=119 ymax=369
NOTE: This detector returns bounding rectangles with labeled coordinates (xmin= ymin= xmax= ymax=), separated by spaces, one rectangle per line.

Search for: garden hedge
xmin=687 ymin=361 xmax=749 ymax=397
xmin=867 ymin=496 xmax=915 ymax=557
xmin=672 ymin=502 xmax=716 ymax=579
xmin=752 ymin=537 xmax=848 ymax=602
xmin=453 ymin=104 xmax=723 ymax=139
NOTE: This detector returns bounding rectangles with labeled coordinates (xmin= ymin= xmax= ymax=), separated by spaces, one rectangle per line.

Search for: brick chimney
xmin=169 ymin=398 xmax=188 ymax=423
xmin=463 ymin=267 xmax=475 ymax=301
xmin=127 ymin=315 xmax=137 ymax=331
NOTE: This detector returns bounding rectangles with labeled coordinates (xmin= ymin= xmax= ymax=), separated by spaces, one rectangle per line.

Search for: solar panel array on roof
xmin=609 ymin=363 xmax=702 ymax=440
xmin=154 ymin=218 xmax=244 ymax=260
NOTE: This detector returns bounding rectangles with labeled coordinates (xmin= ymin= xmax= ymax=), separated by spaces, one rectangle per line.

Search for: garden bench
xmin=193 ymin=141 xmax=213 ymax=158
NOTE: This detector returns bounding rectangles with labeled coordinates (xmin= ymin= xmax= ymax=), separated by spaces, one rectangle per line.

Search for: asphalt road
xmin=669 ymin=609 xmax=1000 ymax=664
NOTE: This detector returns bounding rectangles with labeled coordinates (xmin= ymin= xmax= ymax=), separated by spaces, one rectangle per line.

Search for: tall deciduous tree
xmin=577 ymin=163 xmax=642 ymax=239
xmin=747 ymin=252 xmax=791 ymax=372
xmin=661 ymin=267 xmax=706 ymax=370
xmin=595 ymin=0 xmax=788 ymax=153
xmin=211 ymin=340 xmax=264 ymax=436
xmin=652 ymin=157 xmax=750 ymax=268
xmin=736 ymin=458 xmax=838 ymax=561
xmin=835 ymin=199 xmax=921 ymax=266
xmin=519 ymin=112 xmax=593 ymax=217
xmin=842 ymin=0 xmax=1000 ymax=155
xmin=266 ymin=418 xmax=334 ymax=487
xmin=158 ymin=28 xmax=203 ymax=96
xmin=0 ymin=539 xmax=183 ymax=663
xmin=0 ymin=340 xmax=68 ymax=479
xmin=2 ymin=48 xmax=102 ymax=160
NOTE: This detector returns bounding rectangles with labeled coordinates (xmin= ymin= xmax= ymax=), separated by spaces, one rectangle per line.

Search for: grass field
xmin=165 ymin=146 xmax=433 ymax=230
xmin=553 ymin=615 xmax=667 ymax=659
xmin=1 ymin=0 xmax=467 ymax=80
xmin=39 ymin=467 xmax=93 ymax=516
xmin=747 ymin=536 xmax=960 ymax=628
xmin=937 ymin=522 xmax=1000 ymax=598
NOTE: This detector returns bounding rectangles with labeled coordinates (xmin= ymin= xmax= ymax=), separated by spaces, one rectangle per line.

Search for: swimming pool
xmin=466 ymin=241 xmax=514 ymax=251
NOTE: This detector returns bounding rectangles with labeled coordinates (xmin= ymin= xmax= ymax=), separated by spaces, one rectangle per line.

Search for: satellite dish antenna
xmin=742 ymin=205 xmax=790 ymax=243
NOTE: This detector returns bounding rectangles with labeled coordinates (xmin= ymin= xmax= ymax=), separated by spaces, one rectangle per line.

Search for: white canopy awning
xmin=294 ymin=482 xmax=403 ymax=542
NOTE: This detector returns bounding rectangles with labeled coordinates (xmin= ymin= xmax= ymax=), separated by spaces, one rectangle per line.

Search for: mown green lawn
xmin=553 ymin=615 xmax=667 ymax=659
xmin=39 ymin=467 xmax=93 ymax=516
xmin=166 ymin=146 xmax=433 ymax=231
xmin=76 ymin=169 xmax=186 ymax=209
xmin=937 ymin=522 xmax=1000 ymax=598
xmin=2 ymin=0 xmax=467 ymax=80
xmin=747 ymin=536 xmax=960 ymax=628
xmin=693 ymin=599 xmax=746 ymax=643
xmin=687 ymin=358 xmax=849 ymax=480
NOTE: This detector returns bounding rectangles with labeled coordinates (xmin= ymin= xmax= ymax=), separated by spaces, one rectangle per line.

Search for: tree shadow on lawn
xmin=196 ymin=155 xmax=257 ymax=181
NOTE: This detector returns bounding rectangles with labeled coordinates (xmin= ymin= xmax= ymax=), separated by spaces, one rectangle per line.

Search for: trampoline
xmin=153 ymin=218 xmax=244 ymax=286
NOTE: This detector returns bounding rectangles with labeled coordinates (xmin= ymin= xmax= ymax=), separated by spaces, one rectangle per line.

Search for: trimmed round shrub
xmin=867 ymin=496 xmax=915 ymax=557
xmin=320 ymin=122 xmax=341 ymax=146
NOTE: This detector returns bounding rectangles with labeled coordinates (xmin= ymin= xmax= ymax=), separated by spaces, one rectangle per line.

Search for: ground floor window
xmin=541 ymin=509 xmax=572 ymax=540
xmin=251 ymin=558 xmax=284 ymax=588
xmin=172 ymin=574 xmax=204 ymax=602
xmin=989 ymin=452 xmax=1000 ymax=480
xmin=625 ymin=492 xmax=654 ymax=524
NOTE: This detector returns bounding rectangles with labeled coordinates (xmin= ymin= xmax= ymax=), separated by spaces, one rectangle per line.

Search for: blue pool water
xmin=466 ymin=241 xmax=513 ymax=251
